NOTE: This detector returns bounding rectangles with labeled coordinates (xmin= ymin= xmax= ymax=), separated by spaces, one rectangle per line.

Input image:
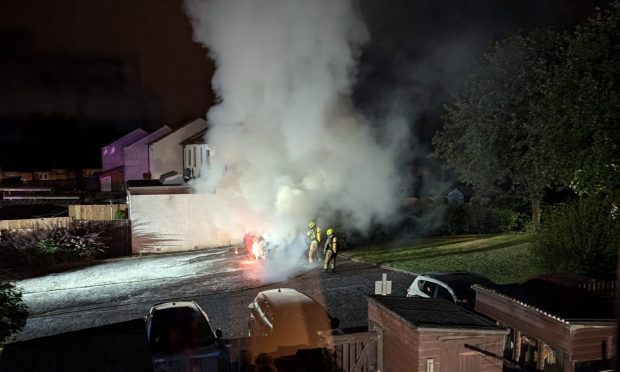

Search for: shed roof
xmin=478 ymin=279 xmax=615 ymax=321
xmin=369 ymin=296 xmax=502 ymax=331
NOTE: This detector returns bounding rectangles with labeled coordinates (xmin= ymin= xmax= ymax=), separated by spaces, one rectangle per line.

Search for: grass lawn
xmin=346 ymin=233 xmax=545 ymax=284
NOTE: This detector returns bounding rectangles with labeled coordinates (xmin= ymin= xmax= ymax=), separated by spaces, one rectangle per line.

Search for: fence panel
xmin=328 ymin=331 xmax=380 ymax=372
xmin=69 ymin=204 xmax=128 ymax=220
xmin=0 ymin=217 xmax=72 ymax=230
xmin=91 ymin=220 xmax=132 ymax=258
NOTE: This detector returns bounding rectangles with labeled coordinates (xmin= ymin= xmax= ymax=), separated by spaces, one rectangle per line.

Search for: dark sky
xmin=0 ymin=0 xmax=604 ymax=170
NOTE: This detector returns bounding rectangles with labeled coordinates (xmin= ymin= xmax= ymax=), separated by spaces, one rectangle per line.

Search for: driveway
xmin=15 ymin=247 xmax=415 ymax=340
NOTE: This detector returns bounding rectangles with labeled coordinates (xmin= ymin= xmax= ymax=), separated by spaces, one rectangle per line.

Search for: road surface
xmin=15 ymin=247 xmax=415 ymax=341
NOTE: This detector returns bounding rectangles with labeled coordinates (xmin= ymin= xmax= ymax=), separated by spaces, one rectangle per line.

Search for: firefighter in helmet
xmin=307 ymin=221 xmax=322 ymax=264
xmin=323 ymin=228 xmax=337 ymax=273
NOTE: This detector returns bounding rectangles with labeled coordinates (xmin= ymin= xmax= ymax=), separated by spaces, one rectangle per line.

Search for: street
xmin=15 ymin=247 xmax=415 ymax=341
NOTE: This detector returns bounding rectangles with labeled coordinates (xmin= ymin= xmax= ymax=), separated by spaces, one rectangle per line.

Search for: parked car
xmin=248 ymin=288 xmax=338 ymax=356
xmin=406 ymin=271 xmax=495 ymax=308
xmin=146 ymin=301 xmax=228 ymax=371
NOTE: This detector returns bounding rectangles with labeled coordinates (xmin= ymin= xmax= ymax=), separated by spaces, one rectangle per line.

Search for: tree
xmin=434 ymin=5 xmax=620 ymax=225
xmin=0 ymin=277 xmax=29 ymax=344
xmin=539 ymin=5 xmax=620 ymax=201
xmin=433 ymin=30 xmax=567 ymax=226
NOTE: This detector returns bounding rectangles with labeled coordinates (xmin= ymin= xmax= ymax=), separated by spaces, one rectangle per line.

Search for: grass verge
xmin=345 ymin=234 xmax=544 ymax=284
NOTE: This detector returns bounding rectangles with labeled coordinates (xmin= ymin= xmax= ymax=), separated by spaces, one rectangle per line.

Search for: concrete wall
xmin=129 ymin=193 xmax=236 ymax=253
xmin=123 ymin=126 xmax=172 ymax=181
xmin=101 ymin=129 xmax=148 ymax=171
xmin=149 ymin=118 xmax=208 ymax=180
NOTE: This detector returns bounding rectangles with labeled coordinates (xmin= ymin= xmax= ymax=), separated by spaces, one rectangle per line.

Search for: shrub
xmin=438 ymin=196 xmax=529 ymax=235
xmin=114 ymin=209 xmax=128 ymax=220
xmin=530 ymin=197 xmax=619 ymax=275
xmin=0 ymin=277 xmax=29 ymax=344
xmin=0 ymin=221 xmax=107 ymax=267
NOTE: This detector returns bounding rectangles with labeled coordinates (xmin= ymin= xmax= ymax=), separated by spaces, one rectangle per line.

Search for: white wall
xmin=129 ymin=193 xmax=238 ymax=253
xmin=149 ymin=118 xmax=208 ymax=179
xmin=124 ymin=126 xmax=172 ymax=181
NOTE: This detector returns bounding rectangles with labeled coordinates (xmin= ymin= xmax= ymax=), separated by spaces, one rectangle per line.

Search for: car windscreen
xmin=149 ymin=307 xmax=216 ymax=354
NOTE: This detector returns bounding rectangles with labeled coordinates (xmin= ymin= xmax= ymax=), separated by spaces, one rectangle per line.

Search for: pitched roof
xmin=148 ymin=118 xmax=207 ymax=145
xmin=124 ymin=125 xmax=172 ymax=148
xmin=101 ymin=128 xmax=148 ymax=149
xmin=181 ymin=129 xmax=207 ymax=145
xmin=369 ymin=296 xmax=502 ymax=330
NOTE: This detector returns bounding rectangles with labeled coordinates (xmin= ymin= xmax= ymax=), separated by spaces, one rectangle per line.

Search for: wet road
xmin=15 ymin=247 xmax=415 ymax=341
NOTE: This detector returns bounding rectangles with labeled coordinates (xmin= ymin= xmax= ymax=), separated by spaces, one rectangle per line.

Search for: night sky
xmin=0 ymin=0 xmax=604 ymax=170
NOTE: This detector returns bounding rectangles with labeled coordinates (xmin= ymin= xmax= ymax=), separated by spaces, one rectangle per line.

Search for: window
xmin=436 ymin=286 xmax=454 ymax=302
xmin=418 ymin=280 xmax=437 ymax=296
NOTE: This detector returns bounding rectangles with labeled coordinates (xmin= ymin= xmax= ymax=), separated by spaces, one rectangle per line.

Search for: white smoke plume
xmin=184 ymin=0 xmax=410 ymax=251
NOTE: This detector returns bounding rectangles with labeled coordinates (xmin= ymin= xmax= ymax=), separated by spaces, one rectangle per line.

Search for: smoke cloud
xmin=184 ymin=0 xmax=410 ymax=251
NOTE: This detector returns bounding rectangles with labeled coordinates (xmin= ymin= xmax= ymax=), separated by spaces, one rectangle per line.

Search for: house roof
xmin=148 ymin=118 xmax=207 ymax=145
xmin=368 ymin=296 xmax=503 ymax=331
xmin=181 ymin=129 xmax=207 ymax=145
xmin=125 ymin=179 xmax=162 ymax=188
xmin=124 ymin=125 xmax=172 ymax=149
xmin=448 ymin=185 xmax=473 ymax=196
xmin=101 ymin=128 xmax=148 ymax=149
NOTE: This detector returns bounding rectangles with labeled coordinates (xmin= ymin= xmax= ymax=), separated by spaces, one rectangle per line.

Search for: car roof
xmin=421 ymin=271 xmax=493 ymax=284
xmin=418 ymin=272 xmax=494 ymax=297
xmin=151 ymin=301 xmax=201 ymax=311
xmin=258 ymin=288 xmax=319 ymax=308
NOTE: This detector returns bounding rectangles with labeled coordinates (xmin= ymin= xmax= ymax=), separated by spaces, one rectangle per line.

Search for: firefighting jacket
xmin=307 ymin=226 xmax=321 ymax=243
xmin=323 ymin=235 xmax=337 ymax=254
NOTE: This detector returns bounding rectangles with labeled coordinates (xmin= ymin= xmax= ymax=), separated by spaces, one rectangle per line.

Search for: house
xmin=181 ymin=129 xmax=211 ymax=180
xmin=368 ymin=296 xmax=508 ymax=372
xmin=99 ymin=128 xmax=148 ymax=192
xmin=148 ymin=118 xmax=208 ymax=180
xmin=123 ymin=125 xmax=172 ymax=182
xmin=473 ymin=280 xmax=616 ymax=372
xmin=1 ymin=171 xmax=34 ymax=183
xmin=447 ymin=186 xmax=473 ymax=205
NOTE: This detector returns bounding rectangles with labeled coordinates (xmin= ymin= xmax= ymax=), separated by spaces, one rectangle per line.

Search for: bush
xmin=0 ymin=277 xmax=29 ymax=344
xmin=530 ymin=197 xmax=619 ymax=275
xmin=437 ymin=196 xmax=527 ymax=235
xmin=0 ymin=221 xmax=107 ymax=267
xmin=114 ymin=209 xmax=128 ymax=220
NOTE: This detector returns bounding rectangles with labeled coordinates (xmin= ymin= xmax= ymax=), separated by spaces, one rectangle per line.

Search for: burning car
xmin=243 ymin=232 xmax=269 ymax=261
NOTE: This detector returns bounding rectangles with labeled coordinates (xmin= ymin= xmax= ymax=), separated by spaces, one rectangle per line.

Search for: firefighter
xmin=307 ymin=221 xmax=322 ymax=264
xmin=323 ymin=228 xmax=337 ymax=273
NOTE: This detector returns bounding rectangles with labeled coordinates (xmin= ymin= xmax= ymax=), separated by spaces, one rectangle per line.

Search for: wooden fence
xmin=0 ymin=217 xmax=72 ymax=230
xmin=94 ymin=220 xmax=132 ymax=258
xmin=579 ymin=280 xmax=616 ymax=298
xmin=225 ymin=330 xmax=381 ymax=372
xmin=328 ymin=330 xmax=381 ymax=372
xmin=69 ymin=204 xmax=128 ymax=220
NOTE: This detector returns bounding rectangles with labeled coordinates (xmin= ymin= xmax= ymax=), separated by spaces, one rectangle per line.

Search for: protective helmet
xmin=308 ymin=221 xmax=316 ymax=228
xmin=326 ymin=228 xmax=334 ymax=236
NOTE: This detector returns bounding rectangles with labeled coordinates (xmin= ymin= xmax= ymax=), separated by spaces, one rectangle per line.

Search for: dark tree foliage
xmin=0 ymin=277 xmax=29 ymax=344
xmin=434 ymin=5 xmax=620 ymax=225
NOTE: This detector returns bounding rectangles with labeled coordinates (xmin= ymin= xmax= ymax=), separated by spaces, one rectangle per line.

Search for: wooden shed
xmin=368 ymin=296 xmax=508 ymax=372
xmin=474 ymin=283 xmax=616 ymax=372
